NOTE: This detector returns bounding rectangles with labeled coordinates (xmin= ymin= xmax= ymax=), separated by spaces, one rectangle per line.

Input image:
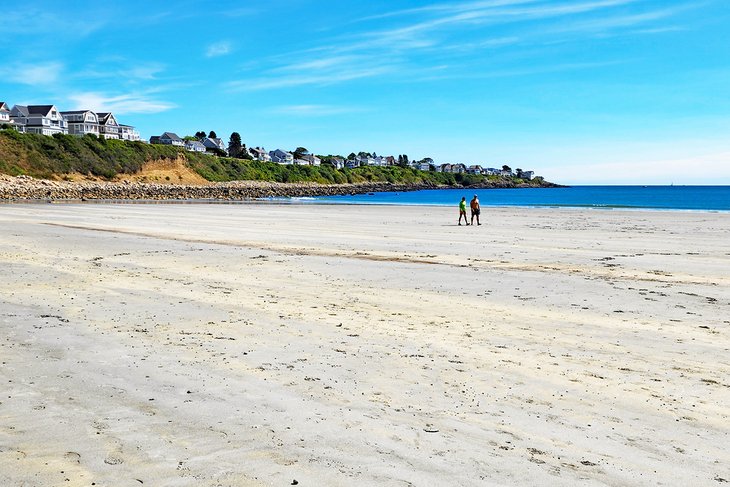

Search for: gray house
xmin=270 ymin=149 xmax=293 ymax=164
xmin=151 ymin=132 xmax=184 ymax=146
xmin=10 ymin=105 xmax=67 ymax=135
xmin=97 ymin=112 xmax=120 ymax=139
xmin=203 ymin=137 xmax=227 ymax=154
xmin=61 ymin=110 xmax=99 ymax=137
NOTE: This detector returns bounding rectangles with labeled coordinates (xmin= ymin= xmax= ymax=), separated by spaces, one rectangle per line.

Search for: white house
xmin=484 ymin=167 xmax=501 ymax=176
xmin=520 ymin=170 xmax=534 ymax=180
xmin=301 ymin=154 xmax=321 ymax=166
xmin=356 ymin=154 xmax=376 ymax=166
xmin=11 ymin=105 xmax=67 ymax=135
xmin=249 ymin=147 xmax=271 ymax=162
xmin=97 ymin=112 xmax=120 ymax=139
xmin=0 ymin=102 xmax=10 ymax=125
xmin=439 ymin=163 xmax=452 ymax=173
xmin=118 ymin=124 xmax=140 ymax=141
xmin=345 ymin=158 xmax=359 ymax=169
xmin=185 ymin=140 xmax=206 ymax=152
xmin=418 ymin=162 xmax=432 ymax=171
xmin=61 ymin=110 xmax=99 ymax=137
xmin=501 ymin=168 xmax=513 ymax=177
xmin=270 ymin=149 xmax=294 ymax=164
xmin=329 ymin=157 xmax=345 ymax=169
xmin=452 ymin=163 xmax=466 ymax=174
xmin=467 ymin=165 xmax=483 ymax=175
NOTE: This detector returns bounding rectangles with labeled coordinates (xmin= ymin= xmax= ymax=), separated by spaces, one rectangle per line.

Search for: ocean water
xmin=309 ymin=186 xmax=730 ymax=211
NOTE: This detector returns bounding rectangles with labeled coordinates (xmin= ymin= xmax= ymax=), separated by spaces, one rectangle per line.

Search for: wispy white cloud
xmin=272 ymin=105 xmax=365 ymax=116
xmin=74 ymin=62 xmax=166 ymax=82
xmin=228 ymin=65 xmax=393 ymax=91
xmin=67 ymin=92 xmax=176 ymax=114
xmin=355 ymin=0 xmax=540 ymax=22
xmin=206 ymin=41 xmax=233 ymax=58
xmin=226 ymin=0 xmax=692 ymax=91
xmin=0 ymin=62 xmax=63 ymax=87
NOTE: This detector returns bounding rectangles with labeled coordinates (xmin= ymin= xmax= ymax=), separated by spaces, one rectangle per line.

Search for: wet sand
xmin=0 ymin=203 xmax=728 ymax=486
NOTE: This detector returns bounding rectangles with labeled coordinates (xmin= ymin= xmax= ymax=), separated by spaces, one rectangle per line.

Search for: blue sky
xmin=2 ymin=0 xmax=729 ymax=184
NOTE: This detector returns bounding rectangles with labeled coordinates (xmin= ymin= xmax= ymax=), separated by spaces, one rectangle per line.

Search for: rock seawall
xmin=0 ymin=175 xmax=559 ymax=201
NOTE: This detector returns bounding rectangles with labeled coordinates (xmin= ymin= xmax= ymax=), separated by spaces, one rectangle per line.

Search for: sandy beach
xmin=0 ymin=202 xmax=728 ymax=486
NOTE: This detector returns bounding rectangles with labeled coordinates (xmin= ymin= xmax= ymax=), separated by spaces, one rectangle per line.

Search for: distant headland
xmin=0 ymin=102 xmax=559 ymax=200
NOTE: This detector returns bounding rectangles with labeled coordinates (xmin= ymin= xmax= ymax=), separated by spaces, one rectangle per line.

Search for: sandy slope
xmin=0 ymin=203 xmax=728 ymax=486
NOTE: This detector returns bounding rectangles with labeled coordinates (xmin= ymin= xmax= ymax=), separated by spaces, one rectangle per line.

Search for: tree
xmin=402 ymin=154 xmax=409 ymax=165
xmin=183 ymin=135 xmax=198 ymax=141
xmin=240 ymin=143 xmax=253 ymax=160
xmin=228 ymin=132 xmax=243 ymax=158
xmin=293 ymin=147 xmax=309 ymax=160
xmin=347 ymin=152 xmax=357 ymax=160
xmin=208 ymin=130 xmax=217 ymax=139
xmin=502 ymin=165 xmax=511 ymax=172
xmin=195 ymin=131 xmax=206 ymax=139
xmin=515 ymin=168 xmax=523 ymax=178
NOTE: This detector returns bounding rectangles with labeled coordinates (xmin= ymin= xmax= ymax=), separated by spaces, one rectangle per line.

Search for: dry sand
xmin=0 ymin=203 xmax=728 ymax=486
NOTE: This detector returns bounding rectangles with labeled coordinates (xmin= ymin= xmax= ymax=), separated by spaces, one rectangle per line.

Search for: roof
xmin=0 ymin=102 xmax=9 ymax=112
xmin=27 ymin=105 xmax=55 ymax=115
xmin=160 ymin=132 xmax=182 ymax=140
xmin=60 ymin=110 xmax=93 ymax=115
xmin=11 ymin=105 xmax=29 ymax=116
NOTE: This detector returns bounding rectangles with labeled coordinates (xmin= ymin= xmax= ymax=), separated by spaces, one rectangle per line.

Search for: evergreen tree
xmin=208 ymin=130 xmax=217 ymax=139
xmin=195 ymin=131 xmax=206 ymax=140
xmin=228 ymin=132 xmax=243 ymax=158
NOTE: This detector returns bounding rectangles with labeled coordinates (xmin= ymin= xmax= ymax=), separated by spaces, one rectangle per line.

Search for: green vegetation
xmin=0 ymin=129 xmax=544 ymax=187
xmin=0 ymin=130 xmax=210 ymax=179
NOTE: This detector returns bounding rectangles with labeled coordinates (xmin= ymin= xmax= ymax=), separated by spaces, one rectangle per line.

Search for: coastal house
xmin=185 ymin=139 xmax=206 ymax=152
xmin=452 ymin=163 xmax=466 ymax=174
xmin=355 ymin=154 xmax=376 ymax=166
xmin=484 ymin=167 xmax=501 ymax=176
xmin=520 ymin=170 xmax=534 ymax=180
xmin=345 ymin=158 xmax=360 ymax=169
xmin=203 ymin=137 xmax=227 ymax=154
xmin=249 ymin=147 xmax=271 ymax=162
xmin=151 ymin=132 xmax=184 ymax=146
xmin=501 ymin=168 xmax=513 ymax=177
xmin=385 ymin=155 xmax=397 ymax=166
xmin=97 ymin=112 xmax=120 ymax=139
xmin=418 ymin=162 xmax=432 ymax=171
xmin=119 ymin=124 xmax=140 ymax=141
xmin=270 ymin=149 xmax=294 ymax=164
xmin=467 ymin=165 xmax=483 ymax=175
xmin=329 ymin=157 xmax=345 ymax=169
xmin=439 ymin=163 xmax=452 ymax=173
xmin=0 ymin=102 xmax=10 ymax=125
xmin=10 ymin=105 xmax=67 ymax=135
xmin=61 ymin=110 xmax=99 ymax=137
xmin=301 ymin=154 xmax=321 ymax=166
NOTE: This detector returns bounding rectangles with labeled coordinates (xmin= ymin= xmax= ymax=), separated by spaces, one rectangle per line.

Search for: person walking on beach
xmin=470 ymin=195 xmax=481 ymax=226
xmin=458 ymin=197 xmax=469 ymax=225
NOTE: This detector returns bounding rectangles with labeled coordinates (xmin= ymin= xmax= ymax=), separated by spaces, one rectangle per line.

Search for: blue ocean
xmin=309 ymin=186 xmax=730 ymax=211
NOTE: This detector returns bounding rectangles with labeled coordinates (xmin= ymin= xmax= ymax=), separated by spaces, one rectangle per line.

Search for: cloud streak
xmin=67 ymin=92 xmax=176 ymax=114
xmin=0 ymin=62 xmax=64 ymax=87
xmin=206 ymin=41 xmax=233 ymax=58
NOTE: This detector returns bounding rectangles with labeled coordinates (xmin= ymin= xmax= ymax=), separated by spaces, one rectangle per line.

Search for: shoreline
xmin=0 ymin=174 xmax=559 ymax=201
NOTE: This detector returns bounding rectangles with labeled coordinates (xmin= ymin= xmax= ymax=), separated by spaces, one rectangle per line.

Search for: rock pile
xmin=0 ymin=176 xmax=435 ymax=201
xmin=0 ymin=175 xmax=557 ymax=201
